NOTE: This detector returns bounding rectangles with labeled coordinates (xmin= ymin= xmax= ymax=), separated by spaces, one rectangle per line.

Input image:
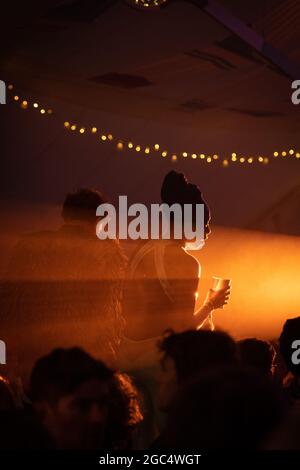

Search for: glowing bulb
xmin=101 ymin=135 xmax=107 ymax=141
xmin=8 ymin=84 xmax=13 ymax=90
xmin=117 ymin=142 xmax=124 ymax=150
xmin=200 ymin=154 xmax=205 ymax=159
xmin=207 ymin=157 xmax=212 ymax=163
xmin=14 ymin=95 xmax=19 ymax=101
xmin=273 ymin=151 xmax=278 ymax=157
xmin=162 ymin=151 xmax=167 ymax=157
xmin=248 ymin=157 xmax=253 ymax=163
xmin=263 ymin=157 xmax=269 ymax=164
xmin=154 ymin=144 xmax=160 ymax=150
xmin=182 ymin=152 xmax=188 ymax=157
xmin=33 ymin=103 xmax=38 ymax=108
xmin=64 ymin=121 xmax=70 ymax=128
xmin=296 ymin=152 xmax=300 ymax=158
xmin=192 ymin=154 xmax=197 ymax=159
xmin=128 ymin=142 xmax=133 ymax=149
xmin=172 ymin=154 xmax=177 ymax=161
xmin=145 ymin=147 xmax=150 ymax=154
xmin=222 ymin=159 xmax=229 ymax=167
xmin=213 ymin=154 xmax=218 ymax=160
xmin=240 ymin=157 xmax=245 ymax=163
xmin=282 ymin=151 xmax=287 ymax=156
xmin=258 ymin=156 xmax=264 ymax=162
xmin=232 ymin=152 xmax=237 ymax=158
xmin=71 ymin=125 xmax=77 ymax=131
xmin=47 ymin=109 xmax=53 ymax=114
xmin=22 ymin=100 xmax=28 ymax=107
xmin=289 ymin=149 xmax=294 ymax=155
xmin=108 ymin=134 xmax=113 ymax=141
xmin=40 ymin=109 xmax=45 ymax=114
xmin=136 ymin=145 xmax=141 ymax=152
xmin=231 ymin=155 xmax=237 ymax=162
xmin=79 ymin=127 xmax=85 ymax=134
xmin=91 ymin=127 xmax=97 ymax=133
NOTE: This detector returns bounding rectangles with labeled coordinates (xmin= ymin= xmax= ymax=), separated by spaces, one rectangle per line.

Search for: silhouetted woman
xmin=120 ymin=171 xmax=230 ymax=370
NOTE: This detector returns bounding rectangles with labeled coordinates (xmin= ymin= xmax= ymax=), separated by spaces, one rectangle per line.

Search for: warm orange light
xmin=282 ymin=151 xmax=287 ymax=156
xmin=33 ymin=103 xmax=38 ymax=108
xmin=7 ymin=84 xmax=13 ymax=90
xmin=145 ymin=147 xmax=150 ymax=154
xmin=101 ymin=135 xmax=107 ymax=141
xmin=79 ymin=127 xmax=85 ymax=134
xmin=192 ymin=154 xmax=197 ymax=159
xmin=108 ymin=134 xmax=113 ymax=141
xmin=136 ymin=145 xmax=141 ymax=152
xmin=70 ymin=125 xmax=77 ymax=131
xmin=154 ymin=144 xmax=160 ymax=150
xmin=239 ymin=157 xmax=245 ymax=163
xmin=289 ymin=149 xmax=294 ymax=155
xmin=14 ymin=95 xmax=19 ymax=101
xmin=213 ymin=154 xmax=218 ymax=160
xmin=172 ymin=154 xmax=177 ymax=161
xmin=117 ymin=142 xmax=124 ymax=150
xmin=47 ymin=109 xmax=53 ymax=114
xmin=182 ymin=152 xmax=188 ymax=157
xmin=91 ymin=127 xmax=97 ymax=133
xmin=258 ymin=156 xmax=264 ymax=162
xmin=222 ymin=159 xmax=229 ymax=167
xmin=274 ymin=151 xmax=279 ymax=157
xmin=200 ymin=154 xmax=205 ymax=159
xmin=64 ymin=121 xmax=70 ymax=128
xmin=128 ymin=142 xmax=133 ymax=149
xmin=207 ymin=157 xmax=212 ymax=163
xmin=40 ymin=108 xmax=46 ymax=114
xmin=248 ymin=157 xmax=253 ymax=163
xmin=162 ymin=151 xmax=167 ymax=157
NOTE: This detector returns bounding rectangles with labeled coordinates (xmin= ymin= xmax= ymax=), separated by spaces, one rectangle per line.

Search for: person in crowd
xmin=279 ymin=316 xmax=300 ymax=402
xmin=156 ymin=329 xmax=238 ymax=411
xmin=159 ymin=365 xmax=285 ymax=450
xmin=120 ymin=171 xmax=231 ymax=370
xmin=237 ymin=338 xmax=276 ymax=378
xmin=29 ymin=347 xmax=142 ymax=450
xmin=0 ymin=188 xmax=126 ymax=385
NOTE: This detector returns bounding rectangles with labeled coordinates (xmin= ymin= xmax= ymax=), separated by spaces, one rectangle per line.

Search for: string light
xmin=8 ymin=85 xmax=299 ymax=166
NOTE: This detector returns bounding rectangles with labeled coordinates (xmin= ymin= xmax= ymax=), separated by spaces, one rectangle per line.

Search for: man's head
xmin=30 ymin=347 xmax=114 ymax=450
xmin=238 ymin=338 xmax=276 ymax=376
xmin=157 ymin=329 xmax=237 ymax=411
xmin=279 ymin=317 xmax=300 ymax=377
xmin=62 ymin=188 xmax=106 ymax=229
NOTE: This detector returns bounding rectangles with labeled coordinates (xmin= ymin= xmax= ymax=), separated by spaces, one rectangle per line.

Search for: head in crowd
xmin=157 ymin=329 xmax=238 ymax=411
xmin=62 ymin=188 xmax=107 ymax=230
xmin=279 ymin=316 xmax=300 ymax=377
xmin=164 ymin=366 xmax=285 ymax=449
xmin=238 ymin=338 xmax=276 ymax=376
xmin=30 ymin=347 xmax=142 ymax=450
xmin=161 ymin=171 xmax=211 ymax=247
